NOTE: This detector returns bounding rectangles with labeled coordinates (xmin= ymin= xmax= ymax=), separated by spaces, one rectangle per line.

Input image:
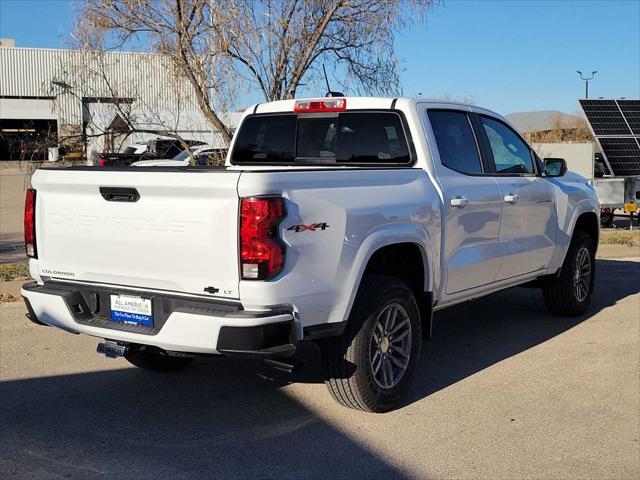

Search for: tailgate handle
xmin=99 ymin=187 xmax=140 ymax=202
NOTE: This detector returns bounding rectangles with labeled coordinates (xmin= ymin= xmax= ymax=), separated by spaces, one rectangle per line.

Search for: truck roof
xmin=250 ymin=96 xmax=502 ymax=119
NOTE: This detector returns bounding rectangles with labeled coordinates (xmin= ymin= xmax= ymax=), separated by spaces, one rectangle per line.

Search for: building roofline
xmin=0 ymin=45 xmax=163 ymax=57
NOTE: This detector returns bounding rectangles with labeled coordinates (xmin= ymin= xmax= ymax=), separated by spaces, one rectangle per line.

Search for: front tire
xmin=124 ymin=346 xmax=194 ymax=372
xmin=321 ymin=275 xmax=422 ymax=412
xmin=542 ymin=231 xmax=596 ymax=316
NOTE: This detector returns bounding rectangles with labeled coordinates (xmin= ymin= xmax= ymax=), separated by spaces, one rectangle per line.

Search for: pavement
xmin=597 ymin=243 xmax=640 ymax=259
xmin=1 ymin=253 xmax=639 ymax=479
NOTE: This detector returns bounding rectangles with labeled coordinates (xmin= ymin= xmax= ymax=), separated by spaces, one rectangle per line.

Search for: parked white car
xmin=22 ymin=96 xmax=599 ymax=412
xmin=131 ymin=144 xmax=226 ymax=167
xmin=123 ymin=143 xmax=148 ymax=154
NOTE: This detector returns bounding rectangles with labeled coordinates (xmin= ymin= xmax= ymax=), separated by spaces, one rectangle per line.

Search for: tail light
xmin=240 ymin=197 xmax=285 ymax=280
xmin=24 ymin=188 xmax=37 ymax=258
xmin=99 ymin=158 xmax=106 ymax=167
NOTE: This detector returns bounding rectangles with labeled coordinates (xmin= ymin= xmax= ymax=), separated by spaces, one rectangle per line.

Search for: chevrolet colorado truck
xmin=22 ymin=97 xmax=599 ymax=412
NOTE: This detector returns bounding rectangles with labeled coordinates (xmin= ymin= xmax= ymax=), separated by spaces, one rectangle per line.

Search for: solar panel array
xmin=579 ymin=100 xmax=632 ymax=135
xmin=597 ymin=138 xmax=640 ymax=177
xmin=618 ymin=100 xmax=640 ymax=135
xmin=579 ymin=99 xmax=640 ymax=176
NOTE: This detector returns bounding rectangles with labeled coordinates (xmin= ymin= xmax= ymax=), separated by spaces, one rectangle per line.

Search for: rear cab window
xmin=230 ymin=111 xmax=411 ymax=166
xmin=231 ymin=115 xmax=296 ymax=164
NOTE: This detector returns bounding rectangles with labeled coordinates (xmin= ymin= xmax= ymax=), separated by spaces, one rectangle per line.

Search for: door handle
xmin=504 ymin=193 xmax=519 ymax=204
xmin=450 ymin=196 xmax=470 ymax=208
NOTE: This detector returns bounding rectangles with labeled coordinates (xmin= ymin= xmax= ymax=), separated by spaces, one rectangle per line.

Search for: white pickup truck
xmin=22 ymin=97 xmax=599 ymax=412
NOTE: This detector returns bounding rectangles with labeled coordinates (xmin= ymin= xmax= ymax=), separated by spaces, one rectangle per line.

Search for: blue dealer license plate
xmin=110 ymin=294 xmax=153 ymax=327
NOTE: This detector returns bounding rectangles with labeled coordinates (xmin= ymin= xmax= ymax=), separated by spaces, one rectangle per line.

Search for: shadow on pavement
xmin=291 ymin=259 xmax=640 ymax=397
xmin=0 ymin=356 xmax=410 ymax=480
xmin=411 ymin=258 xmax=639 ymax=400
xmin=1 ymin=259 xmax=637 ymax=478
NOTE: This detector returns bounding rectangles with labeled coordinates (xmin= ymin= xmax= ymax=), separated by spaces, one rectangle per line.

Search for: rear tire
xmin=125 ymin=346 xmax=194 ymax=372
xmin=542 ymin=231 xmax=595 ymax=317
xmin=600 ymin=211 xmax=614 ymax=228
xmin=321 ymin=275 xmax=422 ymax=413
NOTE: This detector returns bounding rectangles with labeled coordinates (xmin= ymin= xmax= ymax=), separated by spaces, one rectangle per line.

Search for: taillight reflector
xmin=294 ymin=98 xmax=346 ymax=113
xmin=240 ymin=197 xmax=286 ymax=280
xmin=24 ymin=188 xmax=37 ymax=258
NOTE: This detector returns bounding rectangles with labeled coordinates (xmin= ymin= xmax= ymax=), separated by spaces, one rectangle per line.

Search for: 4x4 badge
xmin=287 ymin=222 xmax=330 ymax=233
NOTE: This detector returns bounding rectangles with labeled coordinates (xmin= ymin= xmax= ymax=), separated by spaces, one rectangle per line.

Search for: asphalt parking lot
xmin=1 ymin=255 xmax=638 ymax=479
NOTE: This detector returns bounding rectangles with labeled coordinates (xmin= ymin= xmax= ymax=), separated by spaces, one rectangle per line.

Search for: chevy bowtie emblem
xmin=287 ymin=222 xmax=330 ymax=233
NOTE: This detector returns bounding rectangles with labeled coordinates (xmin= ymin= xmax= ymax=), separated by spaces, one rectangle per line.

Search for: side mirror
xmin=544 ymin=158 xmax=567 ymax=177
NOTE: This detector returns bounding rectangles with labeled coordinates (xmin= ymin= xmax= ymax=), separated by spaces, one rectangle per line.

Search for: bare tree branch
xmin=76 ymin=0 xmax=436 ymax=146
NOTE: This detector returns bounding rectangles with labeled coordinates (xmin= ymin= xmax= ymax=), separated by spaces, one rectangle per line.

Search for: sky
xmin=1 ymin=0 xmax=638 ymax=116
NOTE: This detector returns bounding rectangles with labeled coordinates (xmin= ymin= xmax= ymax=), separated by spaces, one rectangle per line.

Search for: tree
xmin=47 ymin=48 xmax=206 ymax=163
xmin=526 ymin=113 xmax=593 ymax=143
xmin=76 ymin=0 xmax=434 ymax=144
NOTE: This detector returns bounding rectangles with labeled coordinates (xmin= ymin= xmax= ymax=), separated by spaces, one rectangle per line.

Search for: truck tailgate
xmin=32 ymin=168 xmax=241 ymax=299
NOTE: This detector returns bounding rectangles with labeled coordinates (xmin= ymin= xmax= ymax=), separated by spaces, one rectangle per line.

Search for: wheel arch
xmin=337 ymin=229 xmax=434 ymax=338
xmin=549 ymin=202 xmax=600 ymax=273
xmin=574 ymin=211 xmax=599 ymax=248
xmin=362 ymin=242 xmax=434 ymax=338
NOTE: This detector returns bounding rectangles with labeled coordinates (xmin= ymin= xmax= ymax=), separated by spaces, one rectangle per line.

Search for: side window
xmin=480 ymin=116 xmax=534 ymax=174
xmin=427 ymin=110 xmax=483 ymax=174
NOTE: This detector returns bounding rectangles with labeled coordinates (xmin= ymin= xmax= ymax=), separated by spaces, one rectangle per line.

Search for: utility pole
xmin=576 ymin=71 xmax=597 ymax=99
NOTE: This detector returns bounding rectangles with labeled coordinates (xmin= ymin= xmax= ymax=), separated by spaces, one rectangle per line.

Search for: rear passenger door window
xmin=480 ymin=116 xmax=535 ymax=174
xmin=428 ymin=111 xmax=483 ymax=174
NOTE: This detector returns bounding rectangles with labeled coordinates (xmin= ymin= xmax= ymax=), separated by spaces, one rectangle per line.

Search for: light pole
xmin=576 ymin=70 xmax=597 ymax=99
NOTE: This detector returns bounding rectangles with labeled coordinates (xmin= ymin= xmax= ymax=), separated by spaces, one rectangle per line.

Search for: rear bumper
xmin=21 ymin=282 xmax=296 ymax=357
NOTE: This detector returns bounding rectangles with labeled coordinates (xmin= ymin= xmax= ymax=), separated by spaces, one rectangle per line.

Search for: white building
xmin=0 ymin=40 xmax=236 ymax=160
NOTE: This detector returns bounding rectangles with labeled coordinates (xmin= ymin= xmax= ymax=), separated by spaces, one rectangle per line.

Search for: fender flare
xmin=328 ymin=224 xmax=434 ymax=325
xmin=549 ymin=200 xmax=599 ymax=272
